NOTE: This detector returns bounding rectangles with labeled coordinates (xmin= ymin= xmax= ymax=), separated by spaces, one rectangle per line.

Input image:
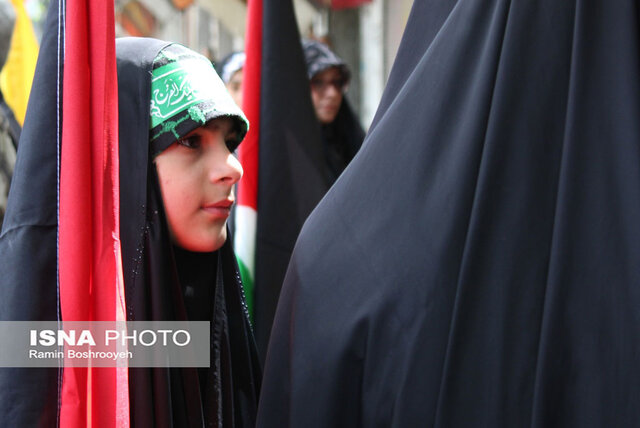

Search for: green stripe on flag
xmin=234 ymin=205 xmax=257 ymax=320
xmin=236 ymin=257 xmax=254 ymax=321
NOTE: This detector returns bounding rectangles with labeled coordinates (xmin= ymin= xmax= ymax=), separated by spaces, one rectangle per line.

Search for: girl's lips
xmin=202 ymin=199 xmax=233 ymax=218
xmin=202 ymin=206 xmax=230 ymax=218
xmin=203 ymin=198 xmax=234 ymax=208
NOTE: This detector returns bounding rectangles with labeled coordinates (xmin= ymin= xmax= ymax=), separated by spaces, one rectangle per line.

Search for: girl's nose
xmin=210 ymin=150 xmax=243 ymax=185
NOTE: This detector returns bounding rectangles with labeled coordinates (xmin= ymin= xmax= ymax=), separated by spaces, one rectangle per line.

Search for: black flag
xmin=237 ymin=0 xmax=328 ymax=361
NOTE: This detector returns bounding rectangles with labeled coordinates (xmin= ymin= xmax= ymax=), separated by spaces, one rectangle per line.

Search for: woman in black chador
xmin=302 ymin=39 xmax=364 ymax=184
xmin=259 ymin=1 xmax=640 ymax=427
xmin=117 ymin=38 xmax=260 ymax=427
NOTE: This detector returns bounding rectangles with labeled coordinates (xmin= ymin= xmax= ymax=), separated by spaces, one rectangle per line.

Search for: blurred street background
xmin=25 ymin=0 xmax=413 ymax=129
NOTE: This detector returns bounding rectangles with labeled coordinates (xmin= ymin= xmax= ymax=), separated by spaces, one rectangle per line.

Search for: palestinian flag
xmin=234 ymin=0 xmax=262 ymax=322
xmin=235 ymin=0 xmax=328 ymax=359
xmin=0 ymin=0 xmax=127 ymax=426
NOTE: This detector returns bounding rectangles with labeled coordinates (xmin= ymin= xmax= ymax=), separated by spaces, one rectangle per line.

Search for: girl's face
xmin=155 ymin=117 xmax=243 ymax=252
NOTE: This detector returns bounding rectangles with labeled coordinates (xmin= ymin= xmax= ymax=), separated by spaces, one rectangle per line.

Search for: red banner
xmin=238 ymin=0 xmax=262 ymax=211
xmin=59 ymin=0 xmax=128 ymax=426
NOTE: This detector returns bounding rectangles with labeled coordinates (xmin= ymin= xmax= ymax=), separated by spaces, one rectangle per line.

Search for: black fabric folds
xmin=257 ymin=0 xmax=640 ymax=427
xmin=320 ymin=100 xmax=364 ymax=184
xmin=252 ymin=0 xmax=329 ymax=361
xmin=0 ymin=1 xmax=62 ymax=425
xmin=117 ymin=37 xmax=260 ymax=427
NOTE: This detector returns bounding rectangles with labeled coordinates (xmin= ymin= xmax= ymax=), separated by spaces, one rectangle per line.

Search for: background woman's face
xmin=155 ymin=117 xmax=243 ymax=252
xmin=226 ymin=69 xmax=244 ymax=108
xmin=310 ymin=67 xmax=344 ymax=124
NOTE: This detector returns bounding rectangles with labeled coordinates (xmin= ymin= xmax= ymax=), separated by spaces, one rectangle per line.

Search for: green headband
xmin=149 ymin=45 xmax=248 ymax=154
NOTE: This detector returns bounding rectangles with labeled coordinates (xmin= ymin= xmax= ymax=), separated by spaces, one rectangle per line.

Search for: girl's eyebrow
xmin=204 ymin=118 xmax=235 ymax=138
xmin=203 ymin=121 xmax=220 ymax=132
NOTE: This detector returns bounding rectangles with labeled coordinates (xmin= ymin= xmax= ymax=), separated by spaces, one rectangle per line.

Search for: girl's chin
xmin=173 ymin=231 xmax=227 ymax=253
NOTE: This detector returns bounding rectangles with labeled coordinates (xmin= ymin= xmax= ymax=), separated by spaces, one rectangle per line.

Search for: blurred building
xmin=115 ymin=0 xmax=413 ymax=129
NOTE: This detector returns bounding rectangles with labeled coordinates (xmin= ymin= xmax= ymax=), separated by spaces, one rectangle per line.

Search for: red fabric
xmin=237 ymin=0 xmax=262 ymax=210
xmin=331 ymin=0 xmax=371 ymax=9
xmin=59 ymin=0 xmax=128 ymax=426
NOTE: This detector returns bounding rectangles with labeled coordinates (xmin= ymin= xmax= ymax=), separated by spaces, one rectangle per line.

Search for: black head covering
xmin=258 ymin=0 xmax=640 ymax=426
xmin=301 ymin=39 xmax=350 ymax=83
xmin=117 ymin=37 xmax=260 ymax=427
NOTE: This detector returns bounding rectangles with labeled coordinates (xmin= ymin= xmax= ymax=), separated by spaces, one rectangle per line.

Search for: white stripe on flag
xmin=234 ymin=204 xmax=257 ymax=280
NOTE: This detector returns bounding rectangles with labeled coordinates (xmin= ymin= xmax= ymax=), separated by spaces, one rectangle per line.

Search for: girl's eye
xmin=177 ymin=135 xmax=200 ymax=149
xmin=224 ymin=132 xmax=239 ymax=151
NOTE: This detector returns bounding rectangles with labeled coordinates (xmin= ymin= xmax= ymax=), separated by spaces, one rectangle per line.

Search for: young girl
xmin=116 ymin=38 xmax=260 ymax=427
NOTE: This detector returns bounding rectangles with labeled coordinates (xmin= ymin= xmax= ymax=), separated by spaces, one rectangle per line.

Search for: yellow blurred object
xmin=0 ymin=0 xmax=39 ymax=126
